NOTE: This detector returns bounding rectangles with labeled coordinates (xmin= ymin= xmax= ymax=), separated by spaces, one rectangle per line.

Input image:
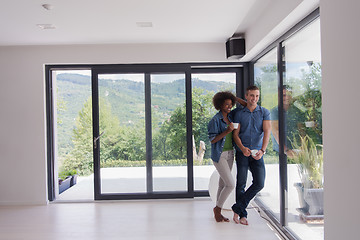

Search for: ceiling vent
xmin=37 ymin=24 xmax=56 ymax=30
xmin=136 ymin=22 xmax=153 ymax=28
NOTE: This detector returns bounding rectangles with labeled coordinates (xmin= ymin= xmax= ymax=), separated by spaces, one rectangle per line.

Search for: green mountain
xmin=55 ymin=73 xmax=235 ymax=156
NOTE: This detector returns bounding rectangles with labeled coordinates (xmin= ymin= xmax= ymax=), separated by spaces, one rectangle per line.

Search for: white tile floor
xmin=0 ymin=198 xmax=281 ymax=240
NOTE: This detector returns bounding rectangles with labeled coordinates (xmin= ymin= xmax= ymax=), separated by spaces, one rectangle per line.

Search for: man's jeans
xmin=231 ymin=150 xmax=265 ymax=218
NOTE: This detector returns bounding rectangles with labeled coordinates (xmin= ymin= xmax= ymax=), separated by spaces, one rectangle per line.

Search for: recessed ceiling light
xmin=37 ymin=24 xmax=56 ymax=30
xmin=136 ymin=22 xmax=153 ymax=28
xmin=42 ymin=4 xmax=54 ymax=10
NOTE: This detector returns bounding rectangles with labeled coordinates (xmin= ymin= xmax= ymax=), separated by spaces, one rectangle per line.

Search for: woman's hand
xmin=210 ymin=122 xmax=234 ymax=144
xmin=226 ymin=122 xmax=235 ymax=132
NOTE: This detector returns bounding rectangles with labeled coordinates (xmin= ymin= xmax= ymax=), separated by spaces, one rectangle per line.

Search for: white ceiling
xmin=0 ymin=0 xmax=265 ymax=46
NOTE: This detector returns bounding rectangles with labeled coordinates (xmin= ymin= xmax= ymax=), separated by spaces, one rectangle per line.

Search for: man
xmin=270 ymin=85 xmax=305 ymax=158
xmin=231 ymin=85 xmax=271 ymax=225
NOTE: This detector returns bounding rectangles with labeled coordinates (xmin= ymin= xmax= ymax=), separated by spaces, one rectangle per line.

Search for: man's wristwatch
xmin=259 ymin=149 xmax=266 ymax=154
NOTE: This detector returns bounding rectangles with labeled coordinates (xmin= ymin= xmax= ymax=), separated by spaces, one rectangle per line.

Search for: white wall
xmin=242 ymin=0 xmax=319 ymax=61
xmin=321 ymin=1 xmax=360 ymax=239
xmin=0 ymin=43 xmax=228 ymax=205
xmin=245 ymin=0 xmax=302 ymax=51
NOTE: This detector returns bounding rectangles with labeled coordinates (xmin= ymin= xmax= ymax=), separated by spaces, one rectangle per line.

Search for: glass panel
xmin=98 ymin=74 xmax=146 ymax=194
xmin=54 ymin=70 xmax=93 ymax=200
xmin=191 ymin=73 xmax=236 ymax=191
xmin=254 ymin=48 xmax=280 ymax=219
xmin=283 ymin=18 xmax=323 ymax=239
xmin=151 ymin=74 xmax=187 ymax=191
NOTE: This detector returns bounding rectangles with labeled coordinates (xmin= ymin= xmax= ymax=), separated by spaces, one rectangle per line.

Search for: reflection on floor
xmin=0 ymin=198 xmax=281 ymax=240
xmin=57 ymin=164 xmax=323 ymax=240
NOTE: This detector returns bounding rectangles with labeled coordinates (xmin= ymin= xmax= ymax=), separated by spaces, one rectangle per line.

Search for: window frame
xmin=249 ymin=8 xmax=320 ymax=240
xmin=46 ymin=62 xmax=247 ymax=201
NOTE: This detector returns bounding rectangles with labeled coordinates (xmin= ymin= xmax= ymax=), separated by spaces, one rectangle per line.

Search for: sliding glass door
xmin=92 ymin=66 xmax=192 ymax=199
xmin=254 ymin=48 xmax=280 ymax=219
xmin=191 ymin=69 xmax=240 ymax=192
xmin=252 ymin=12 xmax=322 ymax=240
xmin=150 ymin=74 xmax=187 ymax=192
xmin=283 ymin=18 xmax=323 ymax=239
xmin=47 ymin=63 xmax=245 ymax=201
xmin=96 ymin=73 xmax=147 ymax=194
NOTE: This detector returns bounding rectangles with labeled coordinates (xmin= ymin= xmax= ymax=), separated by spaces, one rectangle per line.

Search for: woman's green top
xmin=223 ymin=131 xmax=233 ymax=151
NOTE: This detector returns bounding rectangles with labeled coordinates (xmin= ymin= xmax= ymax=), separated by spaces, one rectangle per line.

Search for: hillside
xmin=55 ymin=73 xmax=235 ymax=156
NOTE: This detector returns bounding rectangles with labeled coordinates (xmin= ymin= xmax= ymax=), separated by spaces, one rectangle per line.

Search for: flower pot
xmin=294 ymin=183 xmax=324 ymax=216
xmin=304 ymin=188 xmax=324 ymax=215
xmin=59 ymin=176 xmax=71 ymax=194
xmin=294 ymin=183 xmax=309 ymax=213
xmin=70 ymin=174 xmax=78 ymax=187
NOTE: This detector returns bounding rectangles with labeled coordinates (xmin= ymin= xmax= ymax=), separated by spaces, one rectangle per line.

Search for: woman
xmin=208 ymin=91 xmax=246 ymax=222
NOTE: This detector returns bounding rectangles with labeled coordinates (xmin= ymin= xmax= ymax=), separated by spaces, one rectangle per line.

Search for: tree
xmin=191 ymin=88 xmax=216 ymax=159
xmin=56 ymin=87 xmax=67 ymax=124
xmin=117 ymin=120 xmax=146 ymax=161
xmin=60 ymin=97 xmax=123 ymax=175
xmin=152 ymin=87 xmax=215 ymax=160
xmin=296 ymin=63 xmax=322 ymax=145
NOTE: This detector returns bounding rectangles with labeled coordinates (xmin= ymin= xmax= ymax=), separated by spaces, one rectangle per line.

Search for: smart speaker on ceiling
xmin=226 ymin=38 xmax=245 ymax=59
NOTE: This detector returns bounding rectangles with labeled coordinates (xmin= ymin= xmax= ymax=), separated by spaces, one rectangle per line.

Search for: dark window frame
xmin=249 ymin=8 xmax=320 ymax=240
xmin=46 ymin=62 xmax=247 ymax=201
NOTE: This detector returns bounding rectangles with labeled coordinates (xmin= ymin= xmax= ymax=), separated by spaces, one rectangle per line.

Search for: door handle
xmin=94 ymin=131 xmax=105 ymax=149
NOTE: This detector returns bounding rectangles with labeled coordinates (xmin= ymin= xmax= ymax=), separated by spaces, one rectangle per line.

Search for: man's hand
xmin=285 ymin=149 xmax=297 ymax=158
xmin=253 ymin=150 xmax=264 ymax=160
xmin=241 ymin=146 xmax=251 ymax=157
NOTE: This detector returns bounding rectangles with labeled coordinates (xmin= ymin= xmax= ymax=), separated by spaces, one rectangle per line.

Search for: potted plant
xmin=58 ymin=176 xmax=72 ymax=194
xmin=292 ymin=135 xmax=323 ymax=216
xmin=58 ymin=169 xmax=78 ymax=193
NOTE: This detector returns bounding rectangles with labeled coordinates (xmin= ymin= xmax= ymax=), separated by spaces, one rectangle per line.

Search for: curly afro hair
xmin=212 ymin=91 xmax=236 ymax=110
